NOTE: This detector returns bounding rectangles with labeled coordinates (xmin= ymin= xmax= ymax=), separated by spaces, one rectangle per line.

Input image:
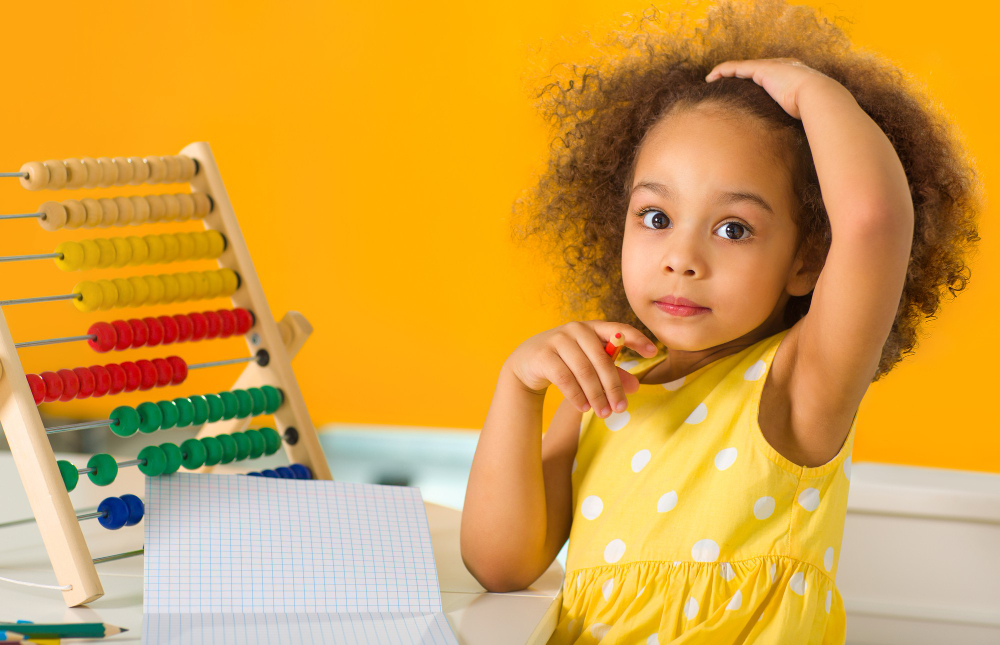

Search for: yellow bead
xmin=113 ymin=196 xmax=134 ymax=227
xmin=205 ymin=230 xmax=226 ymax=258
xmin=127 ymin=157 xmax=149 ymax=185
xmin=127 ymin=236 xmax=149 ymax=265
xmin=187 ymin=271 xmax=209 ymax=299
xmin=80 ymin=240 xmax=101 ymax=270
xmin=38 ymin=202 xmax=68 ymax=232
xmin=146 ymin=194 xmax=166 ymax=223
xmin=111 ymin=237 xmax=133 ymax=268
xmin=80 ymin=158 xmax=101 ymax=189
xmin=42 ymin=160 xmax=68 ymax=189
xmin=159 ymin=274 xmax=180 ymax=303
xmin=178 ymin=156 xmax=197 ymax=181
xmin=160 ymin=234 xmax=180 ymax=263
xmin=191 ymin=231 xmax=210 ymax=259
xmin=81 ymin=198 xmax=102 ymax=227
xmin=95 ymin=239 xmax=116 ymax=268
xmin=191 ymin=192 xmax=212 ymax=217
xmin=97 ymin=198 xmax=118 ymax=227
xmin=130 ymin=195 xmax=150 ymax=225
xmin=161 ymin=194 xmax=181 ymax=222
xmin=63 ymin=158 xmax=88 ymax=189
xmin=95 ymin=279 xmax=119 ymax=310
xmin=203 ymin=270 xmax=223 ymax=298
xmin=112 ymin=157 xmax=133 ymax=185
xmin=162 ymin=156 xmax=181 ymax=183
xmin=128 ymin=275 xmax=150 ymax=306
xmin=145 ymin=156 xmax=166 ymax=183
xmin=143 ymin=275 xmax=165 ymax=304
xmin=175 ymin=272 xmax=195 ymax=301
xmin=219 ymin=268 xmax=239 ymax=296
xmin=144 ymin=234 xmax=165 ymax=264
xmin=175 ymin=232 xmax=195 ymax=260
xmin=72 ymin=281 xmax=102 ymax=312
xmin=96 ymin=157 xmax=118 ymax=187
xmin=19 ymin=161 xmax=48 ymax=190
xmin=175 ymin=193 xmax=195 ymax=221
xmin=112 ymin=277 xmax=134 ymax=307
xmin=63 ymin=199 xmax=86 ymax=229
xmin=54 ymin=241 xmax=84 ymax=271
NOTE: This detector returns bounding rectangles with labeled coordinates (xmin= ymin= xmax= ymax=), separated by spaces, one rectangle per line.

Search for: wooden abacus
xmin=0 ymin=142 xmax=332 ymax=607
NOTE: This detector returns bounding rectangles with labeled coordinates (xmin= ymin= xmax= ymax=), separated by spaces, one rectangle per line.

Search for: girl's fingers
xmin=587 ymin=321 xmax=659 ymax=358
xmin=578 ymin=330 xmax=631 ymax=415
xmin=555 ymin=336 xmax=615 ymax=417
xmin=542 ymin=347 xmax=591 ymax=413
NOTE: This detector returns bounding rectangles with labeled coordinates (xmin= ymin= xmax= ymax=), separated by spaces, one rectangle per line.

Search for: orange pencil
xmin=604 ymin=332 xmax=625 ymax=364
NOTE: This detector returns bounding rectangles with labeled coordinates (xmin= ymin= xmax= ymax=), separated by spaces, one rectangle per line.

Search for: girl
xmin=461 ymin=0 xmax=983 ymax=643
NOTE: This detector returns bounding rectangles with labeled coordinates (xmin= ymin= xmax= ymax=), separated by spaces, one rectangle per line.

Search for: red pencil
xmin=604 ymin=332 xmax=625 ymax=363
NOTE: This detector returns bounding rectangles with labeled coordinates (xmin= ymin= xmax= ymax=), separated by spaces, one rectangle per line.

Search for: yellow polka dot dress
xmin=547 ymin=329 xmax=858 ymax=644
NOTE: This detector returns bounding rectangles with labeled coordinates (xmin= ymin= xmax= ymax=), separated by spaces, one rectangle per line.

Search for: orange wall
xmin=1 ymin=1 xmax=995 ymax=473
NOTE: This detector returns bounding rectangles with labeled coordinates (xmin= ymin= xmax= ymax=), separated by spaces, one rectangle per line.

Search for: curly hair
xmin=510 ymin=0 xmax=984 ymax=381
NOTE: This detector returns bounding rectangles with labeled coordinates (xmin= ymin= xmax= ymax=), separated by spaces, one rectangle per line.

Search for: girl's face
xmin=622 ymin=103 xmax=815 ymax=352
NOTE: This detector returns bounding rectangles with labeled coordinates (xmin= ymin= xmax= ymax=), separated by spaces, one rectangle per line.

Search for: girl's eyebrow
xmin=631 ymin=180 xmax=774 ymax=215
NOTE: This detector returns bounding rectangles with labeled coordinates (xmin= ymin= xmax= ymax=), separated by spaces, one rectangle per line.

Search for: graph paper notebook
xmin=142 ymin=473 xmax=459 ymax=645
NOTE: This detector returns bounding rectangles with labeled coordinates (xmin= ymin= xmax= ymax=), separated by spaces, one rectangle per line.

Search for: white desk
xmin=0 ymin=453 xmax=564 ymax=644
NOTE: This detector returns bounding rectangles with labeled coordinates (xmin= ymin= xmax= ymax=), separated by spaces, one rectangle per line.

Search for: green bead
xmin=160 ymin=442 xmax=183 ymax=474
xmin=261 ymin=385 xmax=283 ymax=414
xmin=180 ymin=438 xmax=207 ymax=469
xmin=234 ymin=389 xmax=253 ymax=418
xmin=201 ymin=436 xmax=223 ymax=466
xmin=109 ymin=406 xmax=140 ymax=437
xmin=156 ymin=400 xmax=179 ymax=430
xmin=57 ymin=459 xmax=79 ymax=492
xmin=216 ymin=433 xmax=237 ymax=464
xmin=204 ymin=394 xmax=224 ymax=423
xmin=137 ymin=401 xmax=163 ymax=434
xmin=218 ymin=391 xmax=239 ymax=420
xmin=259 ymin=427 xmax=282 ymax=456
xmin=138 ymin=445 xmax=167 ymax=476
xmin=173 ymin=397 xmax=194 ymax=428
xmin=189 ymin=395 xmax=209 ymax=425
xmin=247 ymin=388 xmax=266 ymax=416
xmin=87 ymin=453 xmax=118 ymax=486
xmin=232 ymin=432 xmax=251 ymax=460
xmin=245 ymin=429 xmax=265 ymax=459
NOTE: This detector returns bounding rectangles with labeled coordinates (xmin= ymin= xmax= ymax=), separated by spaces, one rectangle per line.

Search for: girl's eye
xmin=634 ymin=207 xmax=754 ymax=244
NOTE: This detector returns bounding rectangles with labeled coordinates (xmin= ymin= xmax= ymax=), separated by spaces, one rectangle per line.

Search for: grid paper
xmin=143 ymin=473 xmax=458 ymax=645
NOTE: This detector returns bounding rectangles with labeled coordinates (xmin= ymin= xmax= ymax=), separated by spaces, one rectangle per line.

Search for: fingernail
xmin=600 ymin=406 xmax=611 ymax=417
xmin=615 ymin=401 xmax=626 ymax=412
xmin=645 ymin=344 xmax=657 ymax=354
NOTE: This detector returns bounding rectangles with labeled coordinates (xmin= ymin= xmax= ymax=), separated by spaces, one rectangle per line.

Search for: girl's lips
xmin=654 ymin=301 xmax=710 ymax=317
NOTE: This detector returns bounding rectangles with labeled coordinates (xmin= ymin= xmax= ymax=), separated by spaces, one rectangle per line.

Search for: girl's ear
xmin=786 ymin=242 xmax=823 ymax=297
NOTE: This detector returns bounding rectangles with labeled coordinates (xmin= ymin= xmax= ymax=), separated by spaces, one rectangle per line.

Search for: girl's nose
xmin=662 ymin=231 xmax=706 ymax=277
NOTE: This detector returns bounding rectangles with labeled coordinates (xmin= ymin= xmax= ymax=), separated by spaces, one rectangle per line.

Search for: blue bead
xmin=247 ymin=471 xmax=262 ymax=477
xmin=97 ymin=496 xmax=128 ymax=530
xmin=119 ymin=494 xmax=144 ymax=526
xmin=289 ymin=463 xmax=312 ymax=480
xmin=275 ymin=466 xmax=295 ymax=479
xmin=261 ymin=469 xmax=279 ymax=478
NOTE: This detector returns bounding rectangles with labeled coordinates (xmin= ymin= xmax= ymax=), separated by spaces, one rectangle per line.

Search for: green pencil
xmin=0 ymin=624 xmax=125 ymax=639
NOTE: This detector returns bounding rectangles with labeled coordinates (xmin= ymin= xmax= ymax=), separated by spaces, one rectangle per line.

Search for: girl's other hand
xmin=705 ymin=57 xmax=844 ymax=120
xmin=506 ymin=321 xmax=660 ymax=418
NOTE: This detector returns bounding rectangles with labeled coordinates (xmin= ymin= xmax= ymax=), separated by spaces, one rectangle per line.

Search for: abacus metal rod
xmin=46 ymin=420 xmax=112 ymax=435
xmin=16 ymin=333 xmax=95 ymax=349
xmin=0 ymin=251 xmax=61 ymax=263
xmin=188 ymin=355 xmax=256 ymax=370
xmin=0 ymin=211 xmax=42 ymax=220
xmin=93 ymin=549 xmax=143 ymax=564
xmin=0 ymin=293 xmax=80 ymax=306
xmin=0 ymin=172 xmax=28 ymax=178
xmin=0 ymin=505 xmax=100 ymax=529
xmin=77 ymin=458 xmax=142 ymax=475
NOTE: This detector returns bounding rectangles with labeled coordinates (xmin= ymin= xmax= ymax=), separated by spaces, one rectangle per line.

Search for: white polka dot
xmin=789 ymin=571 xmax=807 ymax=595
xmin=618 ymin=359 xmax=640 ymax=371
xmin=601 ymin=577 xmax=614 ymax=601
xmin=824 ymin=546 xmax=834 ymax=571
xmin=684 ymin=402 xmax=707 ymax=424
xmin=580 ymin=495 xmax=603 ymax=520
xmin=604 ymin=539 xmax=626 ymax=563
xmin=768 ymin=562 xmax=776 ymax=582
xmin=758 ymin=613 xmax=763 ymax=622
xmin=590 ymin=623 xmax=611 ymax=640
xmin=726 ymin=589 xmax=742 ymax=610
xmin=744 ymin=359 xmax=767 ymax=381
xmin=825 ymin=590 xmax=832 ymax=613
xmin=637 ymin=585 xmax=646 ymax=597
xmin=753 ymin=496 xmax=775 ymax=519
xmin=662 ymin=376 xmax=685 ymax=391
xmin=691 ymin=538 xmax=719 ymax=562
xmin=683 ymin=595 xmax=699 ymax=619
xmin=603 ymin=410 xmax=630 ymax=431
xmin=568 ymin=618 xmax=577 ymax=633
xmin=714 ymin=447 xmax=737 ymax=470
xmin=656 ymin=490 xmax=678 ymax=513
xmin=673 ymin=561 xmax=681 ymax=566
xmin=576 ymin=572 xmax=581 ymax=588
xmin=647 ymin=634 xmax=659 ymax=645
xmin=798 ymin=488 xmax=821 ymax=511
xmin=719 ymin=562 xmax=735 ymax=581
xmin=843 ymin=456 xmax=852 ymax=480
xmin=631 ymin=449 xmax=651 ymax=472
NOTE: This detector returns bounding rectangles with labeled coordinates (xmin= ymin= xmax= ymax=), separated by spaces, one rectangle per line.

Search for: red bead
xmin=73 ymin=366 xmax=96 ymax=398
xmin=217 ymin=309 xmax=237 ymax=337
xmin=111 ymin=320 xmax=133 ymax=351
xmin=128 ymin=319 xmax=149 ymax=349
xmin=173 ymin=314 xmax=194 ymax=342
xmin=189 ymin=312 xmax=208 ymax=341
xmin=158 ymin=315 xmax=179 ymax=344
xmin=166 ymin=356 xmax=188 ymax=385
xmin=40 ymin=371 xmax=63 ymax=403
xmin=121 ymin=361 xmax=141 ymax=392
xmin=151 ymin=358 xmax=173 ymax=387
xmin=57 ymin=369 xmax=79 ymax=401
xmin=203 ymin=311 xmax=222 ymax=339
xmin=26 ymin=374 xmax=45 ymax=404
xmin=90 ymin=365 xmax=112 ymax=397
xmin=87 ymin=322 xmax=117 ymax=353
xmin=136 ymin=359 xmax=157 ymax=390
xmin=233 ymin=308 xmax=254 ymax=334
xmin=105 ymin=362 xmax=127 ymax=395
xmin=143 ymin=317 xmax=164 ymax=347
